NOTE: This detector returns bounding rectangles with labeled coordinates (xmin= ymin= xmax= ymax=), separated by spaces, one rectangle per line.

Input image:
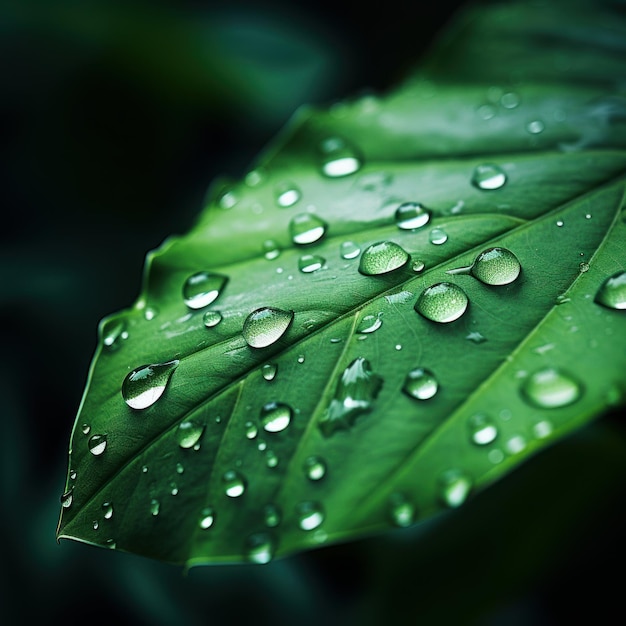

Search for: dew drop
xmin=245 ymin=421 xmax=258 ymax=439
xmin=440 ymin=470 xmax=472 ymax=508
xmin=468 ymin=414 xmax=498 ymax=445
xmin=298 ymin=254 xmax=325 ymax=273
xmin=358 ymin=241 xmax=410 ymax=275
xmin=223 ymin=470 xmax=247 ymax=497
xmin=414 ymin=282 xmax=469 ymax=323
xmin=466 ymin=331 xmax=487 ymax=343
xmin=275 ymin=182 xmax=301 ymax=208
xmin=88 ymin=434 xmax=108 ymax=456
xmin=449 ymin=247 xmax=521 ymax=286
xmin=500 ymin=91 xmax=520 ymax=108
xmin=262 ymin=239 xmax=281 ymax=261
xmin=143 ymin=306 xmax=159 ymax=321
xmin=402 ymin=368 xmax=438 ymax=400
xmin=296 ymin=501 xmax=325 ymax=530
xmin=395 ymin=202 xmax=431 ymax=230
xmin=505 ymin=435 xmax=527 ymax=455
xmin=244 ymin=532 xmax=275 ymax=564
xmin=471 ymin=164 xmax=507 ymax=190
xmin=526 ymin=119 xmax=545 ymax=134
xmin=297 ymin=354 xmax=305 ymax=364
xmin=357 ymin=313 xmax=382 ymax=334
xmin=389 ymin=493 xmax=415 ymax=527
xmin=532 ymin=419 xmax=554 ymax=439
xmin=102 ymin=502 xmax=114 ymax=519
xmin=203 ymin=310 xmax=222 ymax=328
xmin=289 ymin=213 xmax=328 ymax=245
xmin=263 ymin=503 xmax=282 ymax=528
xmin=243 ymin=307 xmax=294 ymax=348
xmin=176 ymin=419 xmax=205 ymax=449
xmin=412 ymin=260 xmax=425 ymax=273
xmin=429 ymin=228 xmax=448 ymax=245
xmin=319 ymin=137 xmax=362 ymax=177
xmin=318 ymin=357 xmax=383 ymax=436
xmin=92 ymin=520 xmax=99 ymax=530
xmin=260 ymin=401 xmax=292 ymax=433
xmin=265 ymin=450 xmax=279 ymax=468
xmin=594 ymin=270 xmax=626 ymax=310
xmin=61 ymin=489 xmax=73 ymax=509
xmin=199 ymin=506 xmax=215 ymax=529
xmin=69 ymin=469 xmax=77 ymax=481
xmin=122 ymin=360 xmax=179 ymax=410
xmin=182 ymin=271 xmax=228 ymax=309
xmin=150 ymin=498 xmax=160 ymax=516
xmin=176 ymin=462 xmax=185 ymax=474
xmin=101 ymin=318 xmax=128 ymax=352
xmin=304 ymin=456 xmax=327 ymax=481
xmin=81 ymin=424 xmax=91 ymax=435
xmin=520 ymin=367 xmax=582 ymax=408
xmin=556 ymin=220 xmax=564 ymax=227
xmin=262 ymin=363 xmax=278 ymax=381
xmin=340 ymin=241 xmax=361 ymax=260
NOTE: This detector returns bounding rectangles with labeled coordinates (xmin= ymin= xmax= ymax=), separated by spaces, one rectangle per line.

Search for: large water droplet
xmin=262 ymin=363 xmax=278 ymax=381
xmin=395 ymin=202 xmax=431 ymax=230
xmin=223 ymin=470 xmax=247 ymax=497
xmin=88 ymin=434 xmax=108 ymax=456
xmin=183 ymin=271 xmax=228 ymax=309
xmin=471 ymin=164 xmax=507 ymax=190
xmin=449 ymin=247 xmax=521 ymax=285
xmin=304 ymin=455 xmax=327 ymax=481
xmin=298 ymin=254 xmax=325 ymax=273
xmin=440 ymin=470 xmax=472 ymax=508
xmin=414 ymin=283 xmax=469 ymax=323
xmin=520 ymin=367 xmax=582 ymax=408
xmin=289 ymin=213 xmax=328 ymax=245
xmin=296 ymin=501 xmax=325 ymax=530
xmin=319 ymin=357 xmax=383 ymax=436
xmin=594 ymin=270 xmax=626 ymax=310
xmin=199 ymin=506 xmax=215 ymax=529
xmin=242 ymin=307 xmax=294 ymax=348
xmin=468 ymin=414 xmax=498 ymax=445
xmin=122 ymin=360 xmax=179 ymax=410
xmin=263 ymin=503 xmax=281 ymax=527
xmin=275 ymin=182 xmax=301 ymax=208
xmin=203 ymin=310 xmax=223 ymax=328
xmin=357 ymin=313 xmax=382 ymax=334
xmin=244 ymin=532 xmax=275 ymax=564
xmin=340 ymin=241 xmax=361 ymax=260
xmin=402 ymin=368 xmax=439 ymax=400
xmin=389 ymin=493 xmax=415 ymax=527
xmin=319 ymin=137 xmax=362 ymax=177
xmin=358 ymin=241 xmax=410 ymax=275
xmin=176 ymin=420 xmax=205 ymax=449
xmin=260 ymin=401 xmax=292 ymax=433
xmin=101 ymin=318 xmax=128 ymax=352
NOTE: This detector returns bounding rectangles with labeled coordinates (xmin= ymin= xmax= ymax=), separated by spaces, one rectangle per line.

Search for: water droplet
xmin=526 ymin=119 xmax=545 ymax=134
xmin=319 ymin=137 xmax=362 ymax=177
xmin=520 ymin=367 xmax=582 ymax=408
xmin=104 ymin=539 xmax=117 ymax=549
xmin=289 ymin=213 xmax=328 ymax=245
xmin=440 ymin=470 xmax=472 ymax=508
xmin=358 ymin=241 xmax=410 ymax=275
xmin=296 ymin=501 xmax=325 ymax=530
xmin=261 ymin=363 xmax=277 ymax=381
xmin=595 ymin=270 xmax=626 ymax=310
xmin=466 ymin=331 xmax=487 ymax=343
xmin=505 ymin=435 xmax=527 ymax=455
xmin=449 ymin=247 xmax=521 ymax=286
xmin=395 ymin=202 xmax=431 ymax=230
xmin=141 ymin=465 xmax=148 ymax=473
xmin=199 ymin=506 xmax=215 ymax=529
xmin=265 ymin=450 xmax=279 ymax=468
xmin=304 ymin=456 xmax=327 ymax=481
xmin=532 ymin=419 xmax=554 ymax=439
xmin=92 ymin=520 xmax=99 ymax=530
xmin=488 ymin=449 xmax=505 ymax=464
xmin=402 ymin=368 xmax=439 ymax=400
xmin=556 ymin=220 xmax=564 ymax=227
xmin=340 ymin=241 xmax=361 ymax=260
xmin=223 ymin=470 xmax=247 ymax=497
xmin=500 ymin=92 xmax=520 ymax=108
xmin=203 ymin=310 xmax=222 ymax=328
xmin=297 ymin=354 xmax=305 ymax=364
xmin=468 ymin=414 xmax=498 ymax=445
xmin=319 ymin=357 xmax=383 ymax=436
xmin=183 ymin=271 xmax=228 ymax=309
xmin=69 ymin=469 xmax=77 ymax=480
xmin=389 ymin=493 xmax=415 ymax=527
xmin=176 ymin=420 xmax=205 ymax=449
xmin=357 ymin=313 xmax=382 ymax=334
xmin=412 ymin=260 xmax=425 ymax=273
xmin=260 ymin=401 xmax=292 ymax=433
xmin=244 ymin=532 xmax=275 ymax=564
xmin=143 ymin=306 xmax=159 ymax=321
xmin=242 ymin=307 xmax=294 ymax=348
xmin=477 ymin=104 xmax=496 ymax=120
xmin=81 ymin=424 xmax=91 ymax=435
xmin=176 ymin=462 xmax=185 ymax=474
xmin=244 ymin=421 xmax=258 ymax=440
xmin=471 ymin=164 xmax=507 ymax=190
xmin=262 ymin=239 xmax=281 ymax=261
xmin=429 ymin=228 xmax=448 ymax=245
xmin=122 ymin=360 xmax=179 ymax=410
xmin=150 ymin=498 xmax=160 ymax=516
xmin=61 ymin=489 xmax=73 ymax=509
xmin=275 ymin=182 xmax=301 ymax=208
xmin=102 ymin=502 xmax=114 ymax=519
xmin=218 ymin=189 xmax=237 ymax=209
xmin=245 ymin=168 xmax=264 ymax=187
xmin=579 ymin=262 xmax=590 ymax=274
xmin=101 ymin=318 xmax=128 ymax=352
xmin=88 ymin=434 xmax=108 ymax=456
xmin=170 ymin=481 xmax=179 ymax=496
xmin=298 ymin=254 xmax=325 ymax=273
xmin=414 ymin=282 xmax=469 ymax=323
xmin=263 ymin=503 xmax=281 ymax=527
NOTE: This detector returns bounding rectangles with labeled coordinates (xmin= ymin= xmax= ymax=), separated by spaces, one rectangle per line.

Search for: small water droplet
xmin=319 ymin=137 xmax=362 ymax=177
xmin=358 ymin=241 xmax=410 ymax=275
xmin=244 ymin=421 xmax=258 ymax=439
xmin=245 ymin=168 xmax=264 ymax=187
xmin=296 ymin=501 xmax=325 ymax=530
xmin=477 ymin=104 xmax=496 ymax=120
xmin=595 ymin=271 xmax=626 ymax=310
xmin=319 ymin=357 xmax=383 ymax=436
xmin=122 ymin=360 xmax=179 ymax=410
xmin=143 ymin=306 xmax=159 ymax=321
xmin=88 ymin=434 xmax=108 ymax=456
xmin=170 ymin=481 xmax=179 ymax=496
xmin=260 ymin=401 xmax=292 ymax=433
xmin=261 ymin=363 xmax=278 ymax=381
xmin=150 ymin=498 xmax=160 ymax=516
xmin=468 ymin=414 xmax=498 ymax=445
xmin=505 ymin=435 xmax=527 ymax=455
xmin=402 ymin=368 xmax=438 ymax=400
xmin=412 ymin=260 xmax=425 ymax=273
xmin=500 ymin=92 xmax=520 ymax=108
xmin=520 ymin=367 xmax=582 ymax=408
xmin=242 ymin=307 xmax=294 ymax=348
xmin=275 ymin=182 xmax=301 ymax=208
xmin=102 ymin=502 xmax=114 ymax=519
xmin=415 ymin=282 xmax=469 ymax=323
xmin=199 ymin=506 xmax=215 ymax=529
xmin=263 ymin=503 xmax=281 ymax=527
xmin=223 ymin=470 xmax=247 ymax=497
xmin=440 ymin=470 xmax=472 ymax=508
xmin=183 ymin=271 xmax=228 ymax=309
xmin=265 ymin=450 xmax=279 ymax=468
xmin=526 ymin=119 xmax=545 ymax=134
xmin=69 ymin=469 xmax=77 ymax=480
xmin=176 ymin=420 xmax=205 ymax=449
xmin=289 ymin=213 xmax=328 ymax=245
xmin=299 ymin=254 xmax=325 ymax=273
xmin=61 ymin=489 xmax=73 ymax=509
xmin=471 ymin=164 xmax=507 ymax=190
xmin=579 ymin=262 xmax=590 ymax=274
xmin=304 ymin=456 xmax=327 ymax=481
xmin=101 ymin=318 xmax=128 ymax=352
xmin=340 ymin=241 xmax=361 ymax=259
xmin=261 ymin=239 xmax=281 ymax=261
xmin=466 ymin=331 xmax=487 ymax=343
xmin=105 ymin=539 xmax=117 ymax=549
xmin=176 ymin=462 xmax=185 ymax=474
xmin=203 ymin=310 xmax=223 ymax=328
xmin=429 ymin=228 xmax=448 ymax=245
xmin=297 ymin=354 xmax=305 ymax=364
xmin=357 ymin=313 xmax=383 ymax=334
xmin=244 ymin=532 xmax=275 ymax=564
xmin=141 ymin=464 xmax=148 ymax=473
xmin=556 ymin=294 xmax=571 ymax=305
xmin=218 ymin=189 xmax=237 ymax=209
xmin=556 ymin=220 xmax=564 ymax=227
xmin=389 ymin=493 xmax=415 ymax=527
xmin=395 ymin=202 xmax=431 ymax=230
xmin=92 ymin=520 xmax=99 ymax=530
xmin=81 ymin=424 xmax=91 ymax=435
xmin=488 ymin=449 xmax=505 ymax=464
xmin=532 ymin=419 xmax=554 ymax=439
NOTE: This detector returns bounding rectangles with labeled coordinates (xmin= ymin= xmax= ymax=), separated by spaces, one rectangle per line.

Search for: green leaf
xmin=57 ymin=0 xmax=626 ymax=566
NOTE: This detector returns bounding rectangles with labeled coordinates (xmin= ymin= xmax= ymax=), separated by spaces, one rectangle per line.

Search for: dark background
xmin=2 ymin=0 xmax=625 ymax=624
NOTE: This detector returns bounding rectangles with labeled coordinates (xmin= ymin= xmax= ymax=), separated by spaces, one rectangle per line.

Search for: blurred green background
xmin=2 ymin=0 xmax=625 ymax=624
